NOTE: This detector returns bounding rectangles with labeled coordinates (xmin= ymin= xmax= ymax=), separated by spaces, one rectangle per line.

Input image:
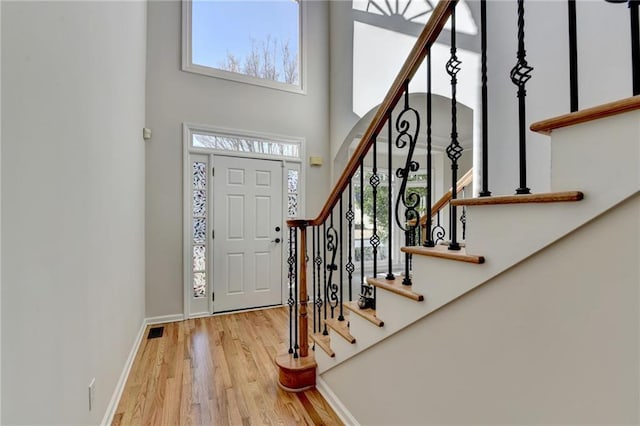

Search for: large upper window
xmin=182 ymin=0 xmax=303 ymax=92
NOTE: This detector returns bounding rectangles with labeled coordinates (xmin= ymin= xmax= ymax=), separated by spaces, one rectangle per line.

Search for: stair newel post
xmin=286 ymin=226 xmax=296 ymax=355
xmin=338 ymin=196 xmax=345 ymax=322
xmin=479 ymin=0 xmax=492 ymax=196
xmin=424 ymin=50 xmax=436 ymax=247
xmin=275 ymin=222 xmax=316 ymax=391
xmin=297 ymin=222 xmax=309 ymax=358
xmin=446 ymin=3 xmax=462 ymax=251
xmin=386 ymin=112 xmax=396 ymax=280
xmin=511 ymin=0 xmax=533 ymax=195
xmin=346 ymin=182 xmax=355 ymax=303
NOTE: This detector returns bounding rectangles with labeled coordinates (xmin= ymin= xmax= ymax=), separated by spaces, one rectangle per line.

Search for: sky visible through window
xmin=192 ymin=0 xmax=300 ymax=85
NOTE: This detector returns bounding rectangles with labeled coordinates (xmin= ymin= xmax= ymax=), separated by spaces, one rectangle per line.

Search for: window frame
xmin=181 ymin=0 xmax=306 ymax=94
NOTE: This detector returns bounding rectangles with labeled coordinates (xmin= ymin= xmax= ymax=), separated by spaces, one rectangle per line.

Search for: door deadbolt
xmin=275 ymin=226 xmax=281 ymax=232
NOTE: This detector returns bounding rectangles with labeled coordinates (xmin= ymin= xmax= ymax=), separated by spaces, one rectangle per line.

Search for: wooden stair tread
xmin=310 ymin=332 xmax=335 ymax=357
xmin=324 ymin=316 xmax=356 ymax=344
xmin=367 ymin=277 xmax=424 ymax=302
xmin=344 ymin=301 xmax=384 ymax=327
xmin=402 ymin=245 xmax=484 ymax=264
xmin=450 ymin=191 xmax=584 ymax=206
xmin=530 ymin=95 xmax=640 ymax=135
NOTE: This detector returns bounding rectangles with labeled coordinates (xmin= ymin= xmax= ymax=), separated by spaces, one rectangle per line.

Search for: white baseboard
xmin=100 ymin=313 xmax=185 ymax=425
xmin=100 ymin=319 xmax=146 ymax=426
xmin=146 ymin=313 xmax=185 ymax=325
xmin=316 ymin=377 xmax=360 ymax=426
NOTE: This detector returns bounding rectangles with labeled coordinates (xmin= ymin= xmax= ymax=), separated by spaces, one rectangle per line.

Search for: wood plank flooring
xmin=112 ymin=306 xmax=343 ymax=425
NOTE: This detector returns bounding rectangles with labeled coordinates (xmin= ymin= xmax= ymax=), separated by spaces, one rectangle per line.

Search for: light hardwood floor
xmin=113 ymin=306 xmax=343 ymax=425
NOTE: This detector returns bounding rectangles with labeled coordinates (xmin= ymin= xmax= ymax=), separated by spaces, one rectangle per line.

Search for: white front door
xmin=212 ymin=155 xmax=283 ymax=312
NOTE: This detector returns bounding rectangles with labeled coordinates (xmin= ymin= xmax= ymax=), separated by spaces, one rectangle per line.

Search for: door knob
xmin=272 ymin=238 xmax=281 ymax=244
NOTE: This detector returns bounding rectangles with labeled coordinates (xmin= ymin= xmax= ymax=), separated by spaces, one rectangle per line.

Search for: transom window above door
xmin=182 ymin=0 xmax=303 ymax=93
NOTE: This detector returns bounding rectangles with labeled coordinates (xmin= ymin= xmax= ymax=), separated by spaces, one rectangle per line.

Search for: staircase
xmin=276 ymin=0 xmax=639 ymax=423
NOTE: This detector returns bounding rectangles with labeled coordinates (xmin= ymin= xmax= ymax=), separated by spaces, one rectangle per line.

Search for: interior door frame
xmin=182 ymin=123 xmax=305 ymax=319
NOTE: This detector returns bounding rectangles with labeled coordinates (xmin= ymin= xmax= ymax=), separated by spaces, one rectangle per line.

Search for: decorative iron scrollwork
xmin=432 ymin=211 xmax=446 ymax=245
xmin=394 ymin=84 xmax=422 ymax=233
xmin=325 ymin=218 xmax=339 ymax=316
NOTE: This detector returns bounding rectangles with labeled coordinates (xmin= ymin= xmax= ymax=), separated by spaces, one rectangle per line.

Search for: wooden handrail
xmin=418 ymin=167 xmax=473 ymax=226
xmin=286 ymin=0 xmax=457 ymax=229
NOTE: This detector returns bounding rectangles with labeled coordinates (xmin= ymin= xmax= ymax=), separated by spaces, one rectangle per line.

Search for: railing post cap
xmin=287 ymin=219 xmax=308 ymax=228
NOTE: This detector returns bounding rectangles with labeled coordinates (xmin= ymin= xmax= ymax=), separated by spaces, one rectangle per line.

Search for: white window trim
xmin=181 ymin=0 xmax=307 ymax=95
xmin=182 ymin=123 xmax=306 ymax=317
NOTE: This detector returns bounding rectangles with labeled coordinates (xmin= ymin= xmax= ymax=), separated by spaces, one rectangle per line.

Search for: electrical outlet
xmin=88 ymin=378 xmax=96 ymax=411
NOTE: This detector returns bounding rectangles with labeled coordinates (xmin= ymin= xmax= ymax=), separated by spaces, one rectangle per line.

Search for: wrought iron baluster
xmin=510 ymin=0 xmax=533 ymax=195
xmin=479 ymin=0 xmax=492 ymax=196
xmin=393 ymin=82 xmax=421 ymax=284
xmin=446 ymin=4 xmax=463 ymax=250
xmin=326 ymin=211 xmax=339 ymax=319
xmin=322 ymin=221 xmax=328 ymax=335
xmin=386 ymin=111 xmax=396 ymax=280
xmin=293 ymin=227 xmax=299 ymax=358
xmin=632 ymin=0 xmax=640 ymax=95
xmin=312 ymin=226 xmax=317 ymax=338
xmin=314 ymin=226 xmax=323 ymax=337
xmin=287 ymin=227 xmax=295 ymax=354
xmin=358 ymin=160 xmax=374 ymax=310
xmin=346 ymin=183 xmax=355 ymax=302
xmin=338 ymin=197 xmax=344 ymax=321
xmin=605 ymin=0 xmax=640 ymax=95
xmin=460 ymin=187 xmax=467 ymax=240
xmin=568 ymin=0 xmax=579 ymax=112
xmin=370 ymin=138 xmax=380 ymax=304
xmin=424 ymin=51 xmax=436 ymax=246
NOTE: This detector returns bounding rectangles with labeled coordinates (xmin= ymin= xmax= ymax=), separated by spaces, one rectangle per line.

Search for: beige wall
xmin=144 ymin=1 xmax=330 ymax=318
xmin=323 ymin=194 xmax=639 ymax=425
xmin=1 ymin=1 xmax=147 ymax=423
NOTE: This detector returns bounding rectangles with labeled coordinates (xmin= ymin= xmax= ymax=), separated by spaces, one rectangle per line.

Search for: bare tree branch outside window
xmin=219 ymin=34 xmax=299 ymax=85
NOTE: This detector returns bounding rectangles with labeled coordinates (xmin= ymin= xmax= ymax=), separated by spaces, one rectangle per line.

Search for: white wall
xmin=328 ymin=1 xmax=481 ymax=179
xmin=1 ymin=1 xmax=147 ymax=424
xmin=145 ymin=1 xmax=330 ymax=317
xmin=323 ymin=193 xmax=640 ymax=425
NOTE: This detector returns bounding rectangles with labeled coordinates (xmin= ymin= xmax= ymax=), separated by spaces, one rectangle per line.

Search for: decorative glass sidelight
xmin=192 ymin=161 xmax=207 ymax=298
xmin=287 ymin=169 xmax=299 ymax=217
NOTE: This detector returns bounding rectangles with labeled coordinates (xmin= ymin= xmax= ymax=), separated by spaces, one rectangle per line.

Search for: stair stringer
xmin=314 ymin=107 xmax=639 ymax=374
xmin=320 ymin=193 xmax=640 ymax=425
